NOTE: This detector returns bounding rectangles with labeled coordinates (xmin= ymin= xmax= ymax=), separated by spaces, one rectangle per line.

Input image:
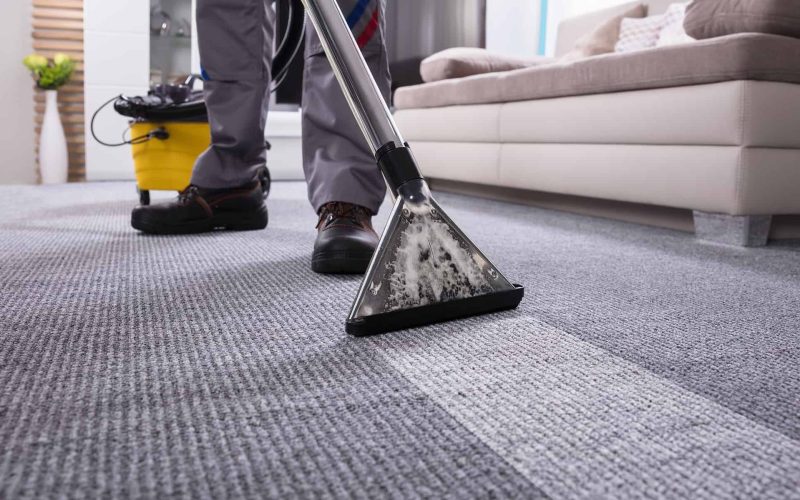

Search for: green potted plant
xmin=23 ymin=53 xmax=75 ymax=183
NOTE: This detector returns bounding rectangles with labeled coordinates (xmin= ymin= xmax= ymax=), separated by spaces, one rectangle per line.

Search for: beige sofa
xmin=393 ymin=0 xmax=800 ymax=246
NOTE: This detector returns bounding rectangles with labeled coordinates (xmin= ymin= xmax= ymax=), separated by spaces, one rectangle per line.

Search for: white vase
xmin=39 ymin=90 xmax=69 ymax=184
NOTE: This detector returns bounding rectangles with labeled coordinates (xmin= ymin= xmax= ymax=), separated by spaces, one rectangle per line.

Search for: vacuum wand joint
xmin=376 ymin=143 xmax=423 ymax=195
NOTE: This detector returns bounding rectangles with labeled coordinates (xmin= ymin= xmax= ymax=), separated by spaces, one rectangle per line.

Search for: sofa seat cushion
xmin=394 ymin=33 xmax=800 ymax=110
xmin=395 ymin=81 xmax=800 ymax=149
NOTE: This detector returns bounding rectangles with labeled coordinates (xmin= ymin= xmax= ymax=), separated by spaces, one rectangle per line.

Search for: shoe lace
xmin=317 ymin=202 xmax=370 ymax=229
xmin=178 ymin=185 xmax=200 ymax=205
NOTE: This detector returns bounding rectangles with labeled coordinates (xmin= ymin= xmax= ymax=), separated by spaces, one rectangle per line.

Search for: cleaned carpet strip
xmin=370 ymin=316 xmax=800 ymax=499
xmin=433 ymin=192 xmax=800 ymax=442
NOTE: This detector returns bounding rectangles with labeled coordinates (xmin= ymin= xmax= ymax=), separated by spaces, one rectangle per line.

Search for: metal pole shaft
xmin=300 ymin=0 xmax=405 ymax=153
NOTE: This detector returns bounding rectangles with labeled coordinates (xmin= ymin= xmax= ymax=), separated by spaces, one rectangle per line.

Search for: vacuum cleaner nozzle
xmin=300 ymin=0 xmax=523 ymax=335
xmin=346 ymin=178 xmax=524 ymax=336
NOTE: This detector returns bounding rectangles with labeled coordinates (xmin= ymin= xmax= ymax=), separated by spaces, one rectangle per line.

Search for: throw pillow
xmin=420 ymin=48 xmax=554 ymax=83
xmin=560 ymin=3 xmax=647 ymax=63
xmin=656 ymin=3 xmax=695 ymax=47
xmin=684 ymin=0 xmax=800 ymax=40
xmin=615 ymin=14 xmax=666 ymax=52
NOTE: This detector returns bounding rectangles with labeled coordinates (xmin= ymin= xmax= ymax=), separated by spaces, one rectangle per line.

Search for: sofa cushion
xmin=394 ymin=33 xmax=800 ymax=110
xmin=656 ymin=3 xmax=694 ymax=47
xmin=685 ymin=0 xmax=800 ymax=40
xmin=396 ymin=81 xmax=800 ymax=149
xmin=420 ymin=48 xmax=553 ymax=83
xmin=555 ymin=1 xmax=655 ymax=57
xmin=615 ymin=15 xmax=666 ymax=53
xmin=560 ymin=3 xmax=647 ymax=62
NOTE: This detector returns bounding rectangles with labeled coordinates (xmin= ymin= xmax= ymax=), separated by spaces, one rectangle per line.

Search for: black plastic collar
xmin=375 ymin=143 xmax=423 ymax=194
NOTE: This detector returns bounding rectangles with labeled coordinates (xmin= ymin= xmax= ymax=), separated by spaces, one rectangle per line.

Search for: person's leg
xmin=131 ymin=0 xmax=274 ymax=234
xmin=302 ymin=0 xmax=390 ymax=215
xmin=303 ymin=0 xmax=391 ymax=273
xmin=192 ymin=0 xmax=275 ymax=188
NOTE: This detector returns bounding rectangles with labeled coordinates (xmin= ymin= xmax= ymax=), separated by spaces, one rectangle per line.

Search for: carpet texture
xmin=0 ymin=182 xmax=798 ymax=499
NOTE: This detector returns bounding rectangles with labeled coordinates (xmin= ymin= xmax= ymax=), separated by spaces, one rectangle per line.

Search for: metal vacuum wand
xmin=301 ymin=0 xmax=524 ymax=335
xmin=301 ymin=0 xmax=422 ymax=194
xmin=301 ymin=0 xmax=403 ymax=151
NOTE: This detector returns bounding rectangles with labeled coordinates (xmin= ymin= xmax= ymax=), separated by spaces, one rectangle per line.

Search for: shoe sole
xmin=312 ymin=250 xmax=373 ymax=274
xmin=132 ymin=206 xmax=269 ymax=235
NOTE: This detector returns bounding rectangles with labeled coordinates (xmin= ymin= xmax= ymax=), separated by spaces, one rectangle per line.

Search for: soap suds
xmin=382 ymin=207 xmax=494 ymax=312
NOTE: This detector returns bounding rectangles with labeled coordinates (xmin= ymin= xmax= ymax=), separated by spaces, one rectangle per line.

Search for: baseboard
xmin=428 ymin=178 xmax=800 ymax=241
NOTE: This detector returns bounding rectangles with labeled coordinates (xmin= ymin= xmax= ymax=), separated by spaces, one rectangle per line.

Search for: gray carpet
xmin=1 ymin=182 xmax=798 ymax=499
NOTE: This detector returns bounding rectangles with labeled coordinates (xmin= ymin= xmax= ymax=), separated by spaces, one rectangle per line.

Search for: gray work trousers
xmin=192 ymin=0 xmax=390 ymax=214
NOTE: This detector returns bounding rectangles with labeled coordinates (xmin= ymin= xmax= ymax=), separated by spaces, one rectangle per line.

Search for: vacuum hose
xmin=272 ymin=0 xmax=306 ymax=88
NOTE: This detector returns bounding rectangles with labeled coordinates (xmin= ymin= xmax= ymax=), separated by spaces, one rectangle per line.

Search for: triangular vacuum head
xmin=346 ymin=179 xmax=524 ymax=336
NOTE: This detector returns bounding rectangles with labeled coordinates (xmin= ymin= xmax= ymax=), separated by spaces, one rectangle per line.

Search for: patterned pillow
xmin=615 ymin=14 xmax=666 ymax=53
xmin=656 ymin=3 xmax=695 ymax=47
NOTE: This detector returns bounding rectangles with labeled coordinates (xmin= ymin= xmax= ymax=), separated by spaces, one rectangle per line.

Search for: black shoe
xmin=131 ymin=181 xmax=268 ymax=235
xmin=312 ymin=202 xmax=378 ymax=274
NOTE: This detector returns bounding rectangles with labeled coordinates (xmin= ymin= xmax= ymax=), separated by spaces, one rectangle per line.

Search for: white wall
xmin=0 ymin=0 xmax=37 ymax=184
xmin=84 ymin=0 xmax=149 ymax=181
xmin=486 ymin=0 xmax=543 ymax=57
xmin=545 ymin=0 xmax=632 ymax=55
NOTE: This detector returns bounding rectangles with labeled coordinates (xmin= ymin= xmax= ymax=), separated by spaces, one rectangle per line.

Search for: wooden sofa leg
xmin=692 ymin=211 xmax=772 ymax=247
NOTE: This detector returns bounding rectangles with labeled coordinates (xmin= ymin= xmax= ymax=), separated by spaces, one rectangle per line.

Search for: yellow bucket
xmin=130 ymin=121 xmax=210 ymax=193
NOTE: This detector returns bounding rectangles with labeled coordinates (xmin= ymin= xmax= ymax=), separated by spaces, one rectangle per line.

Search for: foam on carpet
xmin=0 ymin=182 xmax=798 ymax=499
